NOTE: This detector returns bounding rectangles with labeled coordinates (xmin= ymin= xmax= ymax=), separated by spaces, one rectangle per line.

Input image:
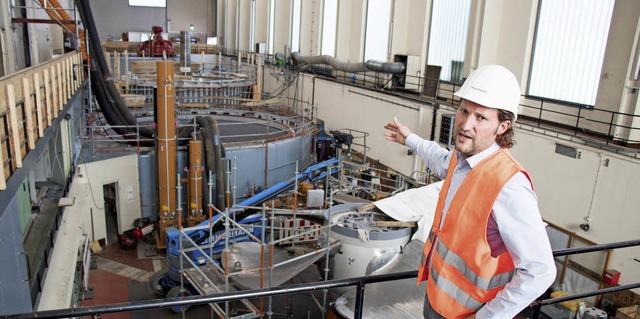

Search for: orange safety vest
xmin=416 ymin=148 xmax=533 ymax=318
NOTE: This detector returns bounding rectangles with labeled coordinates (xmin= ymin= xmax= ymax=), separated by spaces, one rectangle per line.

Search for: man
xmin=384 ymin=65 xmax=556 ymax=319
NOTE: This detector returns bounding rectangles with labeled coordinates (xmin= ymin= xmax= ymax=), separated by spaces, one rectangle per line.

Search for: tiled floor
xmin=81 ymin=243 xmax=158 ymax=318
xmin=82 ymin=242 xmax=333 ymax=318
xmin=81 ymin=268 xmax=131 ymax=319
xmin=98 ymin=241 xmax=156 ymax=273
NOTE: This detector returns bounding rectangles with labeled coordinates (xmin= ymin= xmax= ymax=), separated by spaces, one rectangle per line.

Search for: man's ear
xmin=497 ymin=120 xmax=511 ymax=135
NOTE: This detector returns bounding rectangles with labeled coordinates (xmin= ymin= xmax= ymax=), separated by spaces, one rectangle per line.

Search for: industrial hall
xmin=0 ymin=0 xmax=639 ymax=318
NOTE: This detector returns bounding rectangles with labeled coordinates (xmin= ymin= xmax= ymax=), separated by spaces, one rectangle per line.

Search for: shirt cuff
xmin=475 ymin=306 xmax=493 ymax=319
xmin=405 ymin=133 xmax=421 ymax=150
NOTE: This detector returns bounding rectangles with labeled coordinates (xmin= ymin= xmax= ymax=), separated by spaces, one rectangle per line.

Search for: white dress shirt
xmin=405 ymin=134 xmax=556 ymax=319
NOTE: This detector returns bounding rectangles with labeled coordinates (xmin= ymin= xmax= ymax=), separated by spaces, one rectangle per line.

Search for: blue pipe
xmin=166 ymin=158 xmax=339 ymax=256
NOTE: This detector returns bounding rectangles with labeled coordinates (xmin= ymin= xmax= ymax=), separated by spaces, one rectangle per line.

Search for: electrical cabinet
xmin=439 ymin=113 xmax=456 ymax=147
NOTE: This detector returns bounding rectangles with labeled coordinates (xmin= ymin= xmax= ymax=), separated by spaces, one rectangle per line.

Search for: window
xmin=268 ymin=0 xmax=276 ymax=54
xmin=363 ymin=0 xmax=392 ymax=61
xmin=129 ymin=0 xmax=166 ymax=7
xmin=427 ymin=0 xmax=471 ymax=82
xmin=321 ymin=0 xmax=338 ymax=56
xmin=528 ymin=0 xmax=615 ymax=106
xmin=291 ymin=0 xmax=302 ymax=52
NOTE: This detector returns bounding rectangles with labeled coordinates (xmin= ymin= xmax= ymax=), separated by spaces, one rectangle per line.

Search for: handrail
xmin=0 ymin=51 xmax=83 ymax=190
xmin=3 ymin=238 xmax=640 ymax=319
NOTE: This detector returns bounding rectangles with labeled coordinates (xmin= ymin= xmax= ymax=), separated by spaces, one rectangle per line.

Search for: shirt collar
xmin=456 ymin=142 xmax=501 ymax=169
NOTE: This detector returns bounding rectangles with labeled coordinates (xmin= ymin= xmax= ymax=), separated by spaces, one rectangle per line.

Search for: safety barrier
xmin=0 ymin=51 xmax=84 ymax=190
xmin=2 ymin=238 xmax=638 ymax=319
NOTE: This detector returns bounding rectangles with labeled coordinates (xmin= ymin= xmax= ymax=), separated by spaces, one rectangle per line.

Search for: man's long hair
xmin=496 ymin=110 xmax=515 ymax=148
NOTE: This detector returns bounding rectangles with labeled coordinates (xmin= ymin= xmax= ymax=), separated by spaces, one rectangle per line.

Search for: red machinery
xmin=139 ymin=26 xmax=175 ymax=57
xmin=118 ymin=217 xmax=156 ymax=250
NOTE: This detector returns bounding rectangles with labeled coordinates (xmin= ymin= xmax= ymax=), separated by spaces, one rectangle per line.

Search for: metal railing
xmin=3 ymin=238 xmax=639 ymax=319
xmin=297 ymin=63 xmax=640 ymax=148
xmin=99 ymin=42 xmax=640 ymax=148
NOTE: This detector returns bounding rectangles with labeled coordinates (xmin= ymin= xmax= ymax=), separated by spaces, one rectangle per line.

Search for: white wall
xmin=167 ymin=0 xmax=215 ymax=34
xmin=513 ymin=129 xmax=640 ymax=287
xmin=237 ymin=0 xmax=252 ymax=51
xmin=391 ymin=0 xmax=430 ymax=66
xmin=254 ymin=0 xmax=269 ymax=47
xmin=226 ymin=0 xmax=238 ymax=49
xmin=274 ymin=0 xmax=292 ymax=55
xmin=336 ymin=0 xmax=366 ymax=62
xmin=75 ymin=154 xmax=141 ymax=243
xmin=89 ymin=0 xmax=166 ymax=40
xmin=299 ymin=0 xmax=320 ymax=56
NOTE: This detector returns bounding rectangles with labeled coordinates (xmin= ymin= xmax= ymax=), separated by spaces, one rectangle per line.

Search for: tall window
xmin=427 ymin=0 xmax=471 ymax=82
xmin=363 ymin=0 xmax=392 ymax=61
xmin=321 ymin=0 xmax=338 ymax=56
xmin=291 ymin=0 xmax=302 ymax=52
xmin=268 ymin=0 xmax=276 ymax=54
xmin=528 ymin=0 xmax=614 ymax=106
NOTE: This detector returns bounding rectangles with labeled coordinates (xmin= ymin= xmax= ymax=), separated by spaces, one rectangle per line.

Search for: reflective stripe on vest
xmin=430 ymin=267 xmax=485 ymax=311
xmin=434 ymin=240 xmax=514 ymax=291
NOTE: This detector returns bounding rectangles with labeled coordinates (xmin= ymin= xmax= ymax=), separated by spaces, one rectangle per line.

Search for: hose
xmin=207 ymin=116 xmax=226 ymax=210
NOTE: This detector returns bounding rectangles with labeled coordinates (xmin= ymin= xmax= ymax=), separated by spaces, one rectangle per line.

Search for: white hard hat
xmin=453 ymin=65 xmax=522 ymax=121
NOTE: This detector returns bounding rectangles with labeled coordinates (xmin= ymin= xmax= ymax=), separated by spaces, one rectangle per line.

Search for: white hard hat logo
xmin=470 ymin=86 xmax=487 ymax=94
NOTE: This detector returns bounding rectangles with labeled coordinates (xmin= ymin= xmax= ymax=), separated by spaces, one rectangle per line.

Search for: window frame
xmin=363 ymin=0 xmax=393 ymax=62
xmin=268 ymin=0 xmax=276 ymax=55
xmin=426 ymin=0 xmax=472 ymax=82
xmin=320 ymin=0 xmax=339 ymax=56
xmin=526 ymin=0 xmax=615 ymax=107
xmin=290 ymin=0 xmax=302 ymax=53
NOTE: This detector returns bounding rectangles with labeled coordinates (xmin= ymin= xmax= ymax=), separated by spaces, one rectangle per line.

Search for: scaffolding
xmin=170 ymin=158 xmax=344 ymax=317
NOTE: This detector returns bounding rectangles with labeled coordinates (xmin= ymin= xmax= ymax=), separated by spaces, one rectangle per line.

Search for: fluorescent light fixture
xmin=129 ymin=0 xmax=166 ymax=8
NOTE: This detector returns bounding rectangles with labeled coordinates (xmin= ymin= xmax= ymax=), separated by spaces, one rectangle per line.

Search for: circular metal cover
xmin=327 ymin=203 xmax=412 ymax=240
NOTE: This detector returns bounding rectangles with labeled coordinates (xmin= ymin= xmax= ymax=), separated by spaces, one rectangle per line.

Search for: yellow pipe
xmin=156 ymin=61 xmax=177 ymax=249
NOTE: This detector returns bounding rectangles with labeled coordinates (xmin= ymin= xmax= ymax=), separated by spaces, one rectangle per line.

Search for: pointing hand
xmin=384 ymin=117 xmax=412 ymax=145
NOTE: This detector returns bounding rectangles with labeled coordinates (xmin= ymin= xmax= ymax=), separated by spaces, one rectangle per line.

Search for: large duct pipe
xmin=291 ymin=52 xmax=406 ymax=74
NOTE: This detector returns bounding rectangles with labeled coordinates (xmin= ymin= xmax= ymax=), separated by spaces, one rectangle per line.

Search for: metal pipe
xmin=354 ymin=282 xmax=366 ymax=319
xmin=533 ymin=282 xmax=640 ymax=307
xmin=552 ymin=238 xmax=640 ymax=257
xmin=292 ymin=161 xmax=299 ymax=249
xmin=291 ymin=52 xmax=406 ymax=74
xmin=179 ymin=31 xmax=192 ymax=73
xmin=187 ymin=140 xmax=203 ymax=226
